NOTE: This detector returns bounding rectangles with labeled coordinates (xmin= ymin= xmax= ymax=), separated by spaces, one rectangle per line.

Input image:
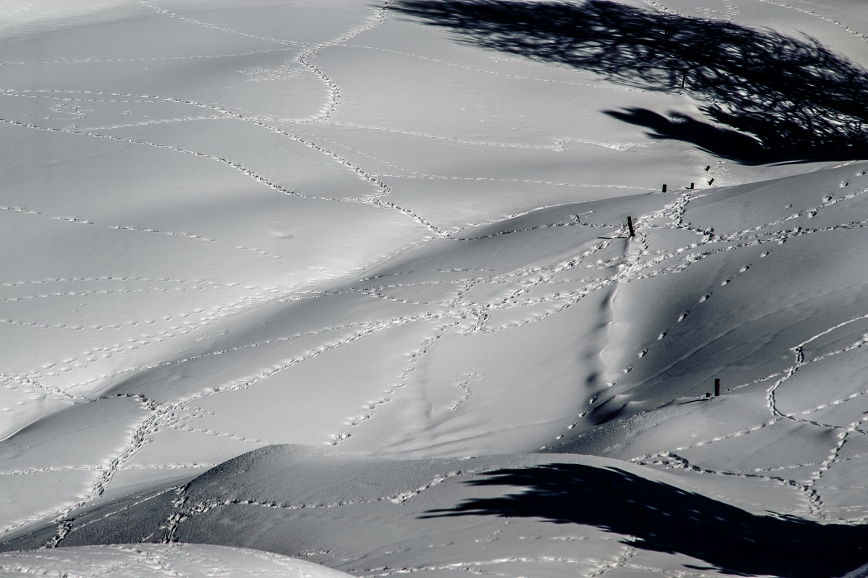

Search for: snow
xmin=2 ymin=0 xmax=868 ymax=576
xmin=4 ymin=445 xmax=867 ymax=577
xmin=0 ymin=542 xmax=357 ymax=578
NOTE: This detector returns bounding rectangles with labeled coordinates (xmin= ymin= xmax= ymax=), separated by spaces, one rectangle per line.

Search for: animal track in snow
xmin=6 ymin=0 xmax=868 ymax=541
xmin=140 ymin=2 xmax=309 ymax=47
xmin=334 ymin=317 xmax=460 ymax=445
xmin=0 ymin=91 xmax=449 ymax=236
xmin=0 ymin=47 xmax=299 ymax=68
xmin=342 ymin=43 xmax=655 ymax=95
xmin=750 ymin=0 xmax=868 ymax=45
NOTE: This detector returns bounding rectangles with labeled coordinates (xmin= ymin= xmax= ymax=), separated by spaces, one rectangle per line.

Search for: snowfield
xmin=2 ymin=0 xmax=868 ymax=576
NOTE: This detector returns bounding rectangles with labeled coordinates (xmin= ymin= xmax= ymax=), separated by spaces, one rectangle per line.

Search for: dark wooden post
xmin=689 ymin=183 xmax=694 ymax=189
xmin=662 ymin=184 xmax=667 ymax=192
xmin=714 ymin=378 xmax=720 ymax=396
xmin=627 ymin=216 xmax=635 ymax=237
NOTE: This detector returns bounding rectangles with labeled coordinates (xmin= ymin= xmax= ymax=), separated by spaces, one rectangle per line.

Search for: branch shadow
xmin=423 ymin=464 xmax=868 ymax=577
xmin=392 ymin=0 xmax=868 ymax=164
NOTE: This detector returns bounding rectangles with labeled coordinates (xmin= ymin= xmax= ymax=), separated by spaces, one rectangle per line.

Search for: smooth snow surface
xmin=2 ymin=0 xmax=868 ymax=576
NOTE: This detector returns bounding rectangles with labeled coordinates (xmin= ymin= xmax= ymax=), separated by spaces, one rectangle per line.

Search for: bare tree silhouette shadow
xmin=423 ymin=464 xmax=868 ymax=577
xmin=392 ymin=0 xmax=868 ymax=164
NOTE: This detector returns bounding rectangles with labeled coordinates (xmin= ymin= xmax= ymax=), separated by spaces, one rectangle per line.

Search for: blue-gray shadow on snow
xmin=391 ymin=0 xmax=868 ymax=165
xmin=423 ymin=463 xmax=868 ymax=577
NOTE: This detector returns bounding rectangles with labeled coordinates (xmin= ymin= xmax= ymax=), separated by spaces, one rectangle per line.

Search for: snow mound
xmin=3 ymin=444 xmax=868 ymax=578
xmin=0 ymin=542 xmax=354 ymax=578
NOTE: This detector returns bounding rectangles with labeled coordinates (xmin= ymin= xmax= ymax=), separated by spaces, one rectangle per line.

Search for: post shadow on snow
xmin=391 ymin=0 xmax=868 ymax=165
xmin=423 ymin=464 xmax=868 ymax=577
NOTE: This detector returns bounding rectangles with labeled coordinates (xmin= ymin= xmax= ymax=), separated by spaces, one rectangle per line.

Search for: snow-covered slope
xmin=2 ymin=0 xmax=868 ymax=576
xmin=0 ymin=542 xmax=357 ymax=578
xmin=6 ymin=444 xmax=868 ymax=578
xmin=5 ymin=159 xmax=868 ymax=576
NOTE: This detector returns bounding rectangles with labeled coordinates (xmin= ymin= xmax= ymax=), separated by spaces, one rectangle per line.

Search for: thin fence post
xmin=627 ymin=216 xmax=635 ymax=237
xmin=714 ymin=378 xmax=720 ymax=396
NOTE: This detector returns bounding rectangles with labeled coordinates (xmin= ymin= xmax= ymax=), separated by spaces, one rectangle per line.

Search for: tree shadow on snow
xmin=391 ymin=0 xmax=868 ymax=165
xmin=424 ymin=464 xmax=868 ymax=577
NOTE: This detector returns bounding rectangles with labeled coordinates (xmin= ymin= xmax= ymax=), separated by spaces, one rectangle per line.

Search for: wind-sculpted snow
xmin=5 ymin=160 xmax=868 ymax=575
xmin=3 ymin=0 xmax=868 ymax=576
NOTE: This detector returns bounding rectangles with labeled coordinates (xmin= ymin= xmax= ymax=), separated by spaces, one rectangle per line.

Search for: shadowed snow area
xmin=2 ymin=0 xmax=868 ymax=576
xmin=392 ymin=0 xmax=868 ymax=163
xmin=5 ymin=445 xmax=868 ymax=577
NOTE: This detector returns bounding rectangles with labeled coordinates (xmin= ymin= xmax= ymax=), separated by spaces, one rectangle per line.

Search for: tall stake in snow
xmin=627 ymin=216 xmax=635 ymax=237
xmin=662 ymin=184 xmax=667 ymax=192
xmin=714 ymin=378 xmax=720 ymax=396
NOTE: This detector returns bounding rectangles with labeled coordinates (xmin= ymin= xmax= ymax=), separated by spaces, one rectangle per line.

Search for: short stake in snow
xmin=708 ymin=178 xmax=715 ymax=185
xmin=714 ymin=378 xmax=721 ymax=397
xmin=662 ymin=184 xmax=668 ymax=192
xmin=627 ymin=216 xmax=635 ymax=237
xmin=689 ymin=182 xmax=695 ymax=189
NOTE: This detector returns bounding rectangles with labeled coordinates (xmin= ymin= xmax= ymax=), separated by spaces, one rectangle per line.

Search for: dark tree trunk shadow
xmin=423 ymin=464 xmax=868 ymax=577
xmin=392 ymin=0 xmax=868 ymax=164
